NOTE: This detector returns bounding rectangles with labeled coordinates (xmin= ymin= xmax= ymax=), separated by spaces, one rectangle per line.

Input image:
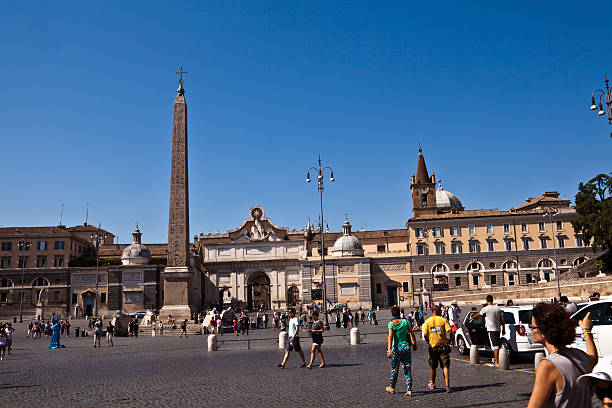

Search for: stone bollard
xmin=279 ymin=331 xmax=288 ymax=349
xmin=350 ymin=327 xmax=360 ymax=345
xmin=207 ymin=334 xmax=217 ymax=352
xmin=534 ymin=352 xmax=545 ymax=370
xmin=470 ymin=344 xmax=480 ymax=365
xmin=498 ymin=347 xmax=510 ymax=370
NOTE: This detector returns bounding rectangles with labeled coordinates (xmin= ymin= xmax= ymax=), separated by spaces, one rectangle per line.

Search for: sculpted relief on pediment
xmin=229 ymin=206 xmax=288 ymax=243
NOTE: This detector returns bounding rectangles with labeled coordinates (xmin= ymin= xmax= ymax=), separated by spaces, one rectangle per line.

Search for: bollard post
xmin=350 ymin=327 xmax=360 ymax=345
xmin=534 ymin=352 xmax=545 ymax=370
xmin=279 ymin=331 xmax=288 ymax=349
xmin=75 ymin=327 xmax=80 ymax=338
xmin=207 ymin=334 xmax=217 ymax=352
xmin=498 ymin=347 xmax=510 ymax=370
xmin=470 ymin=344 xmax=480 ymax=365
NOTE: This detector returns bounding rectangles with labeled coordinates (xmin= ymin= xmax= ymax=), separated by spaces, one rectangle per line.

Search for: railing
xmin=215 ymin=331 xmax=382 ymax=351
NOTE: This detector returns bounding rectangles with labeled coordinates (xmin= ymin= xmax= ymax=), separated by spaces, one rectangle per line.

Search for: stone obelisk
xmin=160 ymin=71 xmax=193 ymax=320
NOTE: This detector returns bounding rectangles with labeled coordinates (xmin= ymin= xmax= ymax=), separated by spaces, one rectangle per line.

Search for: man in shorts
xmin=278 ymin=308 xmax=306 ymax=368
xmin=422 ymin=305 xmax=452 ymax=392
xmin=469 ymin=294 xmax=505 ymax=367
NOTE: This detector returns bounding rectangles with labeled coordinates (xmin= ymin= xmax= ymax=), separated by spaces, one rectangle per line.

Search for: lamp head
xmin=330 ymin=170 xmax=335 ymax=182
xmin=598 ymin=103 xmax=605 ymax=116
xmin=590 ymin=96 xmax=598 ymax=110
xmin=306 ymin=171 xmax=311 ymax=183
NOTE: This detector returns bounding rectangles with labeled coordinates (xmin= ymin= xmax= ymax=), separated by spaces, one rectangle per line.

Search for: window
xmin=451 ymin=242 xmax=462 ymax=254
xmin=434 ymin=242 xmax=445 ymax=255
xmin=433 ymin=227 xmax=442 ymax=237
xmin=415 ymin=228 xmax=425 ymax=238
xmin=490 ymin=275 xmax=497 ymax=285
xmin=72 ymin=293 xmax=78 ymax=303
xmin=402 ymin=282 xmax=410 ymax=293
xmin=0 ymin=278 xmax=13 ymax=287
xmin=503 ymin=223 xmax=511 ymax=234
xmin=417 ymin=243 xmax=427 ymax=256
xmin=576 ymin=236 xmax=584 ymax=247
xmin=450 ymin=226 xmax=460 ymax=236
xmin=53 ymin=291 xmax=60 ymax=301
xmin=0 ymin=257 xmax=10 ymax=268
xmin=0 ymin=293 xmax=6 ymax=303
xmin=557 ymin=237 xmax=565 ymax=248
xmin=508 ymin=273 xmax=515 ymax=286
xmin=487 ymin=240 xmax=495 ymax=252
xmin=54 ymin=240 xmax=64 ymax=250
xmin=1 ymin=242 xmax=11 ymax=251
xmin=377 ymin=245 xmax=386 ymax=253
xmin=53 ymin=256 xmax=64 ymax=267
xmin=522 ymin=238 xmax=530 ymax=250
xmin=33 ymin=277 xmax=48 ymax=286
xmin=486 ymin=224 xmax=493 ymax=234
xmin=540 ymin=237 xmax=548 ymax=249
xmin=101 ymin=292 xmax=107 ymax=304
xmin=19 ymin=242 xmax=30 ymax=251
xmin=455 ymin=277 xmax=461 ymax=286
xmin=38 ymin=241 xmax=47 ymax=251
xmin=468 ymin=241 xmax=480 ymax=253
xmin=36 ymin=256 xmax=46 ymax=268
xmin=556 ymin=221 xmax=563 ymax=231
xmin=467 ymin=262 xmax=481 ymax=272
xmin=526 ymin=273 xmax=533 ymax=283
xmin=18 ymin=256 xmax=28 ymax=268
xmin=472 ymin=275 xmax=480 ymax=286
xmin=504 ymin=240 xmax=513 ymax=251
xmin=421 ymin=194 xmax=427 ymax=207
xmin=539 ymin=221 xmax=546 ymax=232
xmin=468 ymin=225 xmax=476 ymax=235
xmin=539 ymin=259 xmax=553 ymax=268
xmin=521 ymin=222 xmax=528 ymax=233
xmin=375 ymin=283 xmax=382 ymax=294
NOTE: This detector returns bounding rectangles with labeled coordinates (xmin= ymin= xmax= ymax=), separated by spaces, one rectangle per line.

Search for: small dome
xmin=436 ymin=185 xmax=462 ymax=209
xmin=121 ymin=227 xmax=151 ymax=265
xmin=332 ymin=219 xmax=364 ymax=257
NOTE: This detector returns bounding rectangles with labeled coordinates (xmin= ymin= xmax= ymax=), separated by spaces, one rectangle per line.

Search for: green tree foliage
xmin=572 ymin=173 xmax=612 ymax=270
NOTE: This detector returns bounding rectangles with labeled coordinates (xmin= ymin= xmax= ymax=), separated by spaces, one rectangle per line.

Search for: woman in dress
xmin=386 ymin=306 xmax=417 ymax=396
xmin=527 ymin=303 xmax=597 ymax=408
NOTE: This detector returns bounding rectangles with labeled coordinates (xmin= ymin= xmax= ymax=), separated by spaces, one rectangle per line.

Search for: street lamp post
xmin=589 ymin=73 xmax=612 ymax=137
xmin=543 ymin=208 xmax=561 ymax=301
xmin=17 ymin=239 xmax=31 ymax=323
xmin=306 ymin=156 xmax=335 ymax=330
xmin=90 ymin=224 xmax=107 ymax=318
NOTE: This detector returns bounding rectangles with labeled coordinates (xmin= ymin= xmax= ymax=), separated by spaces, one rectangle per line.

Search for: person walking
xmin=527 ymin=303 xmax=597 ymax=407
xmin=106 ymin=321 xmax=114 ymax=347
xmin=306 ymin=310 xmax=326 ymax=369
xmin=179 ymin=319 xmax=188 ymax=338
xmin=386 ymin=306 xmax=417 ymax=396
xmin=469 ymin=294 xmax=505 ymax=366
xmin=277 ymin=308 xmax=307 ymax=368
xmin=158 ymin=320 xmax=164 ymax=336
xmin=422 ymin=305 xmax=452 ymax=393
xmin=93 ymin=320 xmax=102 ymax=348
xmin=5 ymin=324 xmax=15 ymax=355
xmin=216 ymin=317 xmax=222 ymax=335
xmin=448 ymin=301 xmax=461 ymax=345
xmin=0 ymin=325 xmax=7 ymax=361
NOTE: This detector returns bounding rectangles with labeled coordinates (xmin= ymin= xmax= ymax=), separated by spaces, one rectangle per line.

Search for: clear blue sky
xmin=1 ymin=2 xmax=611 ymax=243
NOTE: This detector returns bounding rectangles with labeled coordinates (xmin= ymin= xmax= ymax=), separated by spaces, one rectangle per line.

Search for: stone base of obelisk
xmin=159 ymin=266 xmax=194 ymax=321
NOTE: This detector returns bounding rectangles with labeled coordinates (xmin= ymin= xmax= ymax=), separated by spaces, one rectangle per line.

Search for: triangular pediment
xmin=227 ymin=206 xmax=288 ymax=242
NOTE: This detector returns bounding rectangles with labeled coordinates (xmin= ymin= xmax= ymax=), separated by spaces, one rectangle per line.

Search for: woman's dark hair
xmin=532 ymin=302 xmax=576 ymax=348
xmin=311 ymin=310 xmax=319 ymax=318
xmin=391 ymin=306 xmax=401 ymax=318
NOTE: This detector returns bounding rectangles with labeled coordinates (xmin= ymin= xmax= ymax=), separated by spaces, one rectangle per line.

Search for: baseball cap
xmin=577 ymin=356 xmax=612 ymax=387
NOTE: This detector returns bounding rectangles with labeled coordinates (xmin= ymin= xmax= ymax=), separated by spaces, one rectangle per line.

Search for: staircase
xmin=138 ymin=323 xmax=203 ymax=337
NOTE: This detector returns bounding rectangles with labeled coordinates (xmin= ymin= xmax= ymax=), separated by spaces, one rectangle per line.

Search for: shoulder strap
xmin=557 ymin=349 xmax=587 ymax=376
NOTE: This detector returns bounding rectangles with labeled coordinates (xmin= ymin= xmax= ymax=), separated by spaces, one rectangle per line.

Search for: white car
xmin=570 ymin=300 xmax=612 ymax=358
xmin=455 ymin=305 xmax=544 ymax=360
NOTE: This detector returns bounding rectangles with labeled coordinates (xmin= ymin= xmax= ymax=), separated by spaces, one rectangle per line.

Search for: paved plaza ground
xmin=1 ymin=319 xmax=551 ymax=408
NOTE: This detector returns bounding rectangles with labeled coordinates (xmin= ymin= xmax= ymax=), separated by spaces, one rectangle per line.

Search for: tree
xmin=572 ymin=173 xmax=612 ymax=271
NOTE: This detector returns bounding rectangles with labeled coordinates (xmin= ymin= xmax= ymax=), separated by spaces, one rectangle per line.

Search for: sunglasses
xmin=594 ymin=386 xmax=612 ymax=400
xmin=528 ymin=324 xmax=539 ymax=330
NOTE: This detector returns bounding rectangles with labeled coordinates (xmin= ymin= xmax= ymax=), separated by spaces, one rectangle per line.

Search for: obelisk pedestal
xmin=159 ymin=75 xmax=194 ymax=321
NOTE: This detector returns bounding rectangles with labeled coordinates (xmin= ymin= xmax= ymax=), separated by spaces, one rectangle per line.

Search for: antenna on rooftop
xmin=85 ymin=202 xmax=89 ymax=225
xmin=59 ymin=204 xmax=64 ymax=226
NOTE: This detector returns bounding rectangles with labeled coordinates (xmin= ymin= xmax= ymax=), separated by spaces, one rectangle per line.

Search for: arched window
xmin=502 ymin=260 xmax=517 ymax=270
xmin=432 ymin=263 xmax=449 ymax=273
xmin=467 ymin=262 xmax=481 ymax=272
xmin=32 ymin=277 xmax=49 ymax=286
xmin=287 ymin=286 xmax=300 ymax=307
xmin=538 ymin=259 xmax=554 ymax=269
xmin=1 ymin=278 xmax=13 ymax=287
xmin=573 ymin=257 xmax=587 ymax=267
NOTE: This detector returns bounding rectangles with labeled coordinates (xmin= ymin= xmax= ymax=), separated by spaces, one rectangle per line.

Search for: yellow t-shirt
xmin=422 ymin=316 xmax=451 ymax=348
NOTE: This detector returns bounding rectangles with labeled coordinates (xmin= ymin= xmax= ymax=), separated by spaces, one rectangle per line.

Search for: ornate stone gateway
xmin=246 ymin=272 xmax=270 ymax=310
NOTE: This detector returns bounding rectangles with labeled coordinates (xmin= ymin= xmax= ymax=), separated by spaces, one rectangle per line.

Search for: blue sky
xmin=1 ymin=2 xmax=611 ymax=243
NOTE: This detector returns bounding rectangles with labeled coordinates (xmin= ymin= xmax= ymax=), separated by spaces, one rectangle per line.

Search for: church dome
xmin=332 ymin=219 xmax=364 ymax=257
xmin=436 ymin=185 xmax=463 ymax=210
xmin=121 ymin=227 xmax=151 ymax=265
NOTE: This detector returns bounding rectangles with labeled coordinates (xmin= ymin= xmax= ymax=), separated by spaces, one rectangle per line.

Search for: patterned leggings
xmin=390 ymin=343 xmax=412 ymax=391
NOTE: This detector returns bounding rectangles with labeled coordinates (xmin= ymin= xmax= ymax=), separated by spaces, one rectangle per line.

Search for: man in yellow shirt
xmin=422 ymin=305 xmax=452 ymax=392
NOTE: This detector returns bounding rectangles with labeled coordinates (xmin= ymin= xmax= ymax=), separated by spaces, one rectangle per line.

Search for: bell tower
xmin=410 ymin=148 xmax=438 ymax=217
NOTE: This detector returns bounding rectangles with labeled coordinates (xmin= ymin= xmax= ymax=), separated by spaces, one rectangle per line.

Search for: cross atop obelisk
xmin=176 ymin=66 xmax=187 ymax=95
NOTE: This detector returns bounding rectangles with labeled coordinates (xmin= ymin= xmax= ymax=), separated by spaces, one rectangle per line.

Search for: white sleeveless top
xmin=544 ymin=348 xmax=592 ymax=408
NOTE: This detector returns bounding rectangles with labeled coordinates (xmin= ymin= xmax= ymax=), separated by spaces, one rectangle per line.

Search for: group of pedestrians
xmin=0 ymin=323 xmax=15 ymax=361
xmin=277 ymin=308 xmax=326 ymax=369
xmin=27 ymin=320 xmax=71 ymax=339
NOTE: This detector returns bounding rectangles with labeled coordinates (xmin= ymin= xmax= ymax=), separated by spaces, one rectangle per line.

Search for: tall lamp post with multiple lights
xmin=543 ymin=208 xmax=562 ymax=301
xmin=306 ymin=156 xmax=335 ymax=330
xmin=90 ymin=225 xmax=107 ymax=318
xmin=589 ymin=74 xmax=612 ymax=137
xmin=17 ymin=239 xmax=31 ymax=323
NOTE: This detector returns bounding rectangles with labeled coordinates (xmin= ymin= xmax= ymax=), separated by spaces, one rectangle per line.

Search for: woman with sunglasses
xmin=527 ymin=303 xmax=597 ymax=408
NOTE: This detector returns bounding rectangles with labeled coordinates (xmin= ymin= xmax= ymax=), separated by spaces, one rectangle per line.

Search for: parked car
xmin=570 ymin=299 xmax=612 ymax=358
xmin=327 ymin=303 xmax=347 ymax=314
xmin=454 ymin=305 xmax=544 ymax=360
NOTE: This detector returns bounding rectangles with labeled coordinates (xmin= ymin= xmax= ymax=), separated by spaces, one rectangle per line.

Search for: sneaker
xmin=277 ymin=363 xmax=285 ymax=368
xmin=446 ymin=386 xmax=452 ymax=393
xmin=427 ymin=382 xmax=435 ymax=390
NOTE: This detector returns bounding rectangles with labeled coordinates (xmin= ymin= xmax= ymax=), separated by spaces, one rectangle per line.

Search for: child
xmin=306 ymin=310 xmax=326 ymax=368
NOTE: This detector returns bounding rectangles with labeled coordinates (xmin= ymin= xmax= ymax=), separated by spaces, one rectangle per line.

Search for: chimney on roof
xmin=526 ymin=198 xmax=534 ymax=203
xmin=543 ymin=191 xmax=560 ymax=198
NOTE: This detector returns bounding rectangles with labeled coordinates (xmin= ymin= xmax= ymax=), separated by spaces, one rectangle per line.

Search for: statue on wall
xmin=243 ymin=207 xmax=272 ymax=241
